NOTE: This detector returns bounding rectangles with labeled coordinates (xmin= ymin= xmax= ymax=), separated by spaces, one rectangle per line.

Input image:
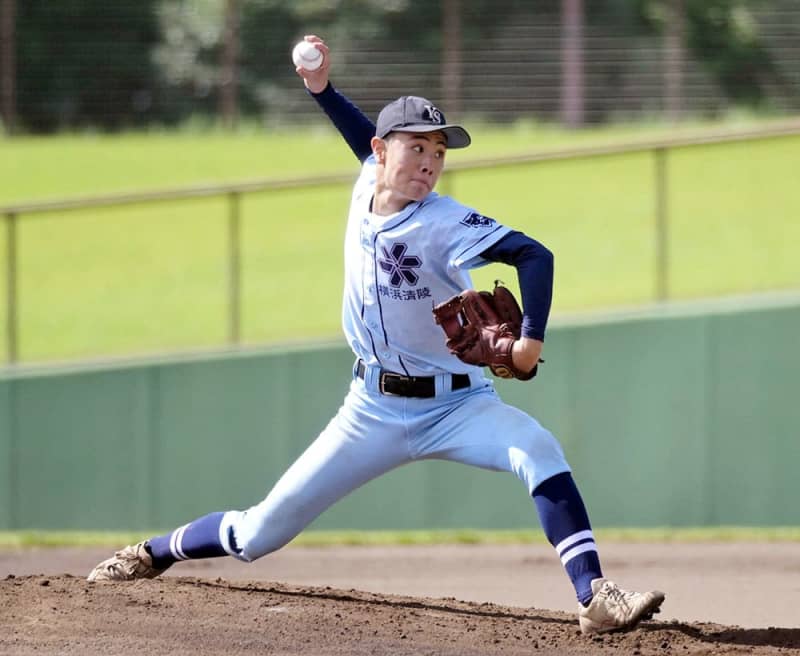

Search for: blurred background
xmin=1 ymin=1 xmax=799 ymax=532
xmin=3 ymin=0 xmax=800 ymax=133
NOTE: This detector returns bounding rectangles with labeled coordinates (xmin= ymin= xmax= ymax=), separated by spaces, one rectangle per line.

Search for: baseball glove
xmin=432 ymin=282 xmax=539 ymax=380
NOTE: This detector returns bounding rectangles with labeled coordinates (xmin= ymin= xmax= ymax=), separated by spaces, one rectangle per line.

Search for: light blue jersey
xmin=343 ymin=155 xmax=512 ymax=376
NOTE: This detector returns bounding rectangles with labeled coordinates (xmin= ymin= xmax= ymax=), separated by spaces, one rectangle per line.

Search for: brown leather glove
xmin=432 ymin=283 xmax=538 ymax=380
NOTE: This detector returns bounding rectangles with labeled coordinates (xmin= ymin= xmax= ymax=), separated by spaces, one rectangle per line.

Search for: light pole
xmin=560 ymin=0 xmax=585 ymax=128
xmin=219 ymin=0 xmax=239 ymax=130
xmin=0 ymin=0 xmax=16 ymax=134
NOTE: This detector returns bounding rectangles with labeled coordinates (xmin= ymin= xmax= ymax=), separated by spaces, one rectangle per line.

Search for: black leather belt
xmin=356 ymin=360 xmax=470 ymax=398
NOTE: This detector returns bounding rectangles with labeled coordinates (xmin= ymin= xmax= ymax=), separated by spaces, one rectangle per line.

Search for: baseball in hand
xmin=292 ymin=41 xmax=323 ymax=71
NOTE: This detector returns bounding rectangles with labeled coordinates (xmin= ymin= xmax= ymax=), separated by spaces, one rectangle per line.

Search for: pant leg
xmin=224 ymin=384 xmax=410 ymax=561
xmin=408 ymin=386 xmax=602 ymax=604
xmin=409 ymin=386 xmax=570 ymax=493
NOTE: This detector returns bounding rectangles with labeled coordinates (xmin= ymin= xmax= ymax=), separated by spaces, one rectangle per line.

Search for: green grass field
xmin=2 ymin=526 xmax=800 ymax=549
xmin=2 ymin=118 xmax=799 ymax=364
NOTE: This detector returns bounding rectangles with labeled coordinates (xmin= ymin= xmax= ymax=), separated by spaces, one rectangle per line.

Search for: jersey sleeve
xmin=481 ymin=231 xmax=554 ymax=341
xmin=444 ymin=203 xmax=513 ymax=271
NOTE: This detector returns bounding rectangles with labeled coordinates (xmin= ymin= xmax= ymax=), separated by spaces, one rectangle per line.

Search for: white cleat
xmin=87 ymin=541 xmax=169 ymax=582
xmin=578 ymin=578 xmax=665 ymax=635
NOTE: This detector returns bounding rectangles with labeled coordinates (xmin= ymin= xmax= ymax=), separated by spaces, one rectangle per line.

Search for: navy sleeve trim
xmin=309 ymin=83 xmax=375 ymax=162
xmin=481 ymin=231 xmax=554 ymax=341
xmin=452 ymin=224 xmax=507 ymax=266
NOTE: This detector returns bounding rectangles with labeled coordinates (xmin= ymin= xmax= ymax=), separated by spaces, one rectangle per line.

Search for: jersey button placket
xmin=361 ymin=219 xmax=372 ymax=248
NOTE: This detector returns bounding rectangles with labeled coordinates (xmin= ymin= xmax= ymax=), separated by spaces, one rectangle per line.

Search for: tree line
xmin=1 ymin=0 xmax=798 ymax=134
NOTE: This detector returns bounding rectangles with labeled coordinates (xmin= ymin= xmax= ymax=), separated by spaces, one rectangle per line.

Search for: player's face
xmin=379 ymin=131 xmax=447 ymax=203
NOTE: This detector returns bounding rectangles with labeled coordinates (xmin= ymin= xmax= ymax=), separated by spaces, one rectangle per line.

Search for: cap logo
xmin=422 ymin=104 xmax=444 ymax=124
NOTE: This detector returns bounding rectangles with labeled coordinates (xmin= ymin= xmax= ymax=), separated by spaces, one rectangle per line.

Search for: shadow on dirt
xmin=650 ymin=621 xmax=800 ymax=650
xmin=202 ymin=577 xmax=579 ymax=626
xmin=213 ymin=578 xmax=800 ymax=649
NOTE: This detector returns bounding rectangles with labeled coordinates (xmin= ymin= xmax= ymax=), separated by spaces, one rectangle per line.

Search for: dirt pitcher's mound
xmin=2 ymin=575 xmax=799 ymax=656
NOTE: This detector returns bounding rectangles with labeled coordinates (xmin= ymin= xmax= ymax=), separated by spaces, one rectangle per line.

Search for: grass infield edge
xmin=2 ymin=526 xmax=800 ymax=549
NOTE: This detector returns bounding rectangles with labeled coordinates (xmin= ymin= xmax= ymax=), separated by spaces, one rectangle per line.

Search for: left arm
xmin=480 ymin=231 xmax=554 ymax=374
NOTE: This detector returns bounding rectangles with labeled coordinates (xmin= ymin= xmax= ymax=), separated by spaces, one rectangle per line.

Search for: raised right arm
xmin=294 ymin=35 xmax=375 ymax=163
xmin=309 ymin=83 xmax=375 ymax=163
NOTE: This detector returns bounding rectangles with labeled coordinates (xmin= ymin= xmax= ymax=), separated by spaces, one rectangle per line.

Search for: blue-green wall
xmin=2 ymin=298 xmax=799 ymax=531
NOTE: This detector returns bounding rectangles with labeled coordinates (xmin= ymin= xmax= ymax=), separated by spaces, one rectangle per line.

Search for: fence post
xmin=654 ymin=147 xmax=669 ymax=301
xmin=4 ymin=211 xmax=17 ymax=363
xmin=227 ymin=192 xmax=241 ymax=344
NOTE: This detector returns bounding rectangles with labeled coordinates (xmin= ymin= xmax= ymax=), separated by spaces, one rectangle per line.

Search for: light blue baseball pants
xmin=220 ymin=363 xmax=571 ymax=562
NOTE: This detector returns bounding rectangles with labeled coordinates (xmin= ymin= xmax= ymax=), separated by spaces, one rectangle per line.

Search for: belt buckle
xmin=379 ymin=372 xmax=403 ymax=396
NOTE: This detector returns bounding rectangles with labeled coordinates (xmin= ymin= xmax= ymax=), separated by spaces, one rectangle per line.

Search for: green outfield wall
xmin=2 ymin=294 xmax=799 ymax=531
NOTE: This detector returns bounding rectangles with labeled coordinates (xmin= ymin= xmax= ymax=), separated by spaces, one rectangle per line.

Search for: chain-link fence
xmin=3 ymin=0 xmax=800 ymax=133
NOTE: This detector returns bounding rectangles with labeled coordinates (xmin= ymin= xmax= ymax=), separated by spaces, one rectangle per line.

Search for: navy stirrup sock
xmin=533 ymin=472 xmax=603 ymax=606
xmin=146 ymin=512 xmax=232 ymax=570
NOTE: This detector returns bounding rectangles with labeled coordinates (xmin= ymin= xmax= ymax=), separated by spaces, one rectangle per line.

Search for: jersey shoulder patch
xmin=460 ymin=211 xmax=497 ymax=228
xmin=420 ymin=196 xmax=499 ymax=233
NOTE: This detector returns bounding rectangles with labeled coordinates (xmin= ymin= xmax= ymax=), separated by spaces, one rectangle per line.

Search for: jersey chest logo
xmin=378 ymin=242 xmax=422 ymax=288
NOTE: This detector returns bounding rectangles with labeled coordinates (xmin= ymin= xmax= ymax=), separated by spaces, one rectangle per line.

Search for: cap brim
xmin=389 ymin=124 xmax=471 ymax=149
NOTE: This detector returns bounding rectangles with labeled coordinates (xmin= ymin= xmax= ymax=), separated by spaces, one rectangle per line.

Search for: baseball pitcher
xmin=88 ymin=35 xmax=664 ymax=635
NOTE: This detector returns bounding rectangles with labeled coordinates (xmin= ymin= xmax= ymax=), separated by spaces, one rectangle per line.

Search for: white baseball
xmin=292 ymin=41 xmax=323 ymax=72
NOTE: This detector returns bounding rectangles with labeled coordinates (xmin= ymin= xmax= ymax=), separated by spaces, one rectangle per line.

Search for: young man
xmin=88 ymin=35 xmax=664 ymax=635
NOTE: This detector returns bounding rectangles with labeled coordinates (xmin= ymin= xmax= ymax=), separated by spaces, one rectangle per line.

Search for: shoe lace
xmin=603 ymin=583 xmax=636 ymax=607
xmin=106 ymin=560 xmax=131 ymax=576
xmin=107 ymin=548 xmax=141 ymax=574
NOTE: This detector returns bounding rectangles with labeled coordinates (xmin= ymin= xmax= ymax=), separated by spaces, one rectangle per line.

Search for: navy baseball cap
xmin=376 ymin=96 xmax=471 ymax=149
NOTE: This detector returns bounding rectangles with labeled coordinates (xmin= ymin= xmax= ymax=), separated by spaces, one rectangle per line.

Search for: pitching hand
xmin=295 ymin=35 xmax=331 ymax=94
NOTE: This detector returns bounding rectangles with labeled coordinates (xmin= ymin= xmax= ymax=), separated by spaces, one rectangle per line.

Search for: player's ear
xmin=371 ymin=136 xmax=387 ymax=165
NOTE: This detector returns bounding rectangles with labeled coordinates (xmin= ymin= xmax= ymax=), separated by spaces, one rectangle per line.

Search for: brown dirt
xmin=2 ymin=543 xmax=799 ymax=655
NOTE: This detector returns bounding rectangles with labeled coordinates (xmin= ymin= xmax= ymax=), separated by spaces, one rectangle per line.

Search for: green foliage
xmin=150 ymin=1 xmax=225 ymax=123
xmin=13 ymin=0 xmax=798 ymax=132
xmin=685 ymin=1 xmax=776 ymax=104
xmin=632 ymin=0 xmax=781 ymax=106
xmin=17 ymin=0 xmax=161 ymax=132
